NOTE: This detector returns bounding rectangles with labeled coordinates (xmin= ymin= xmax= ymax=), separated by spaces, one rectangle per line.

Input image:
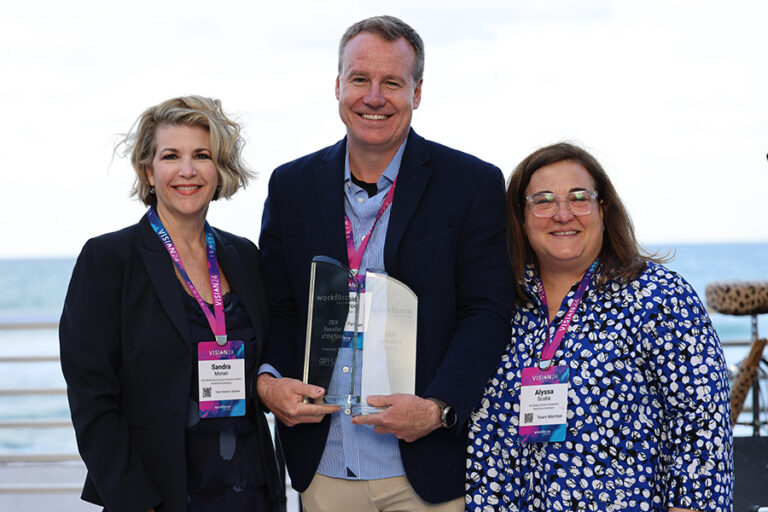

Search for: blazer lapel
xmin=384 ymin=130 xmax=432 ymax=274
xmin=138 ymin=214 xmax=191 ymax=351
xmin=314 ymin=139 xmax=349 ymax=265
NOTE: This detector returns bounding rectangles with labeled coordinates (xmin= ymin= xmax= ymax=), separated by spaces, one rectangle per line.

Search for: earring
xmin=149 ymin=186 xmax=156 ymax=194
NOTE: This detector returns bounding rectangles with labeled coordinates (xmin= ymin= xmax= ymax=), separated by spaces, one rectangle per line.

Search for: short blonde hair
xmin=118 ymin=96 xmax=253 ymax=205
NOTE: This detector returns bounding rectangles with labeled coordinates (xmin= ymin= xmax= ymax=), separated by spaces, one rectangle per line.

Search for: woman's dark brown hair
xmin=506 ymin=142 xmax=662 ymax=301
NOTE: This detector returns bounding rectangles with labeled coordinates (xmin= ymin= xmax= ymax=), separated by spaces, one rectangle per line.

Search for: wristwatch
xmin=426 ymin=397 xmax=457 ymax=429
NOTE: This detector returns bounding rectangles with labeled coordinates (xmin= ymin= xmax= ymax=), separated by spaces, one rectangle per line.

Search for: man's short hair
xmin=338 ymin=15 xmax=425 ymax=84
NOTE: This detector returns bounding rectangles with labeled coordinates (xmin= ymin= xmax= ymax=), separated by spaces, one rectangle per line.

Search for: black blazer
xmin=60 ymin=214 xmax=283 ymax=512
xmin=259 ymin=130 xmax=515 ymax=503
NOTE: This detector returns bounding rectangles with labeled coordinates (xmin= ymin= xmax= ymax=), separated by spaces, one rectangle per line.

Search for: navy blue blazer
xmin=59 ymin=214 xmax=283 ymax=512
xmin=259 ymin=130 xmax=515 ymax=503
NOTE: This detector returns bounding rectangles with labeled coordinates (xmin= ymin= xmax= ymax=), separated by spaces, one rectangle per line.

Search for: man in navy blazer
xmin=257 ymin=15 xmax=514 ymax=511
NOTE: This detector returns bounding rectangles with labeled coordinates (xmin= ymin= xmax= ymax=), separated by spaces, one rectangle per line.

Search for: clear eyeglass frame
xmin=525 ymin=190 xmax=599 ymax=218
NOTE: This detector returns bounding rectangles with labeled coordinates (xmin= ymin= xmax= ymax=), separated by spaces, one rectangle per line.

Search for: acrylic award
xmin=302 ymin=255 xmax=417 ymax=415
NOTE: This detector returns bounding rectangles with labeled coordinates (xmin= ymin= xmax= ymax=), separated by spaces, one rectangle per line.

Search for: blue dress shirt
xmin=315 ymin=140 xmax=408 ymax=480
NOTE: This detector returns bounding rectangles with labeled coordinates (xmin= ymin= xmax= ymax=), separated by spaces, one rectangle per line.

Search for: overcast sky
xmin=2 ymin=0 xmax=766 ymax=258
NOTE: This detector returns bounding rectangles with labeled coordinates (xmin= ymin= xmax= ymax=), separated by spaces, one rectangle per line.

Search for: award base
xmin=351 ymin=403 xmax=386 ymax=417
xmin=301 ymin=394 xmax=358 ymax=406
xmin=320 ymin=394 xmax=359 ymax=407
xmin=318 ymin=394 xmax=362 ymax=415
xmin=306 ymin=394 xmax=386 ymax=417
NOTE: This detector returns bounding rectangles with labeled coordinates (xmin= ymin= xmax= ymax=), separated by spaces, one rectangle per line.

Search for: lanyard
xmin=344 ymin=176 xmax=398 ymax=276
xmin=536 ymin=259 xmax=598 ymax=370
xmin=147 ymin=207 xmax=227 ymax=346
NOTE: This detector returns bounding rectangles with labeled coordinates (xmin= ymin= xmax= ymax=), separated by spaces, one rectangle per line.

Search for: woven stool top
xmin=705 ymin=280 xmax=768 ymax=316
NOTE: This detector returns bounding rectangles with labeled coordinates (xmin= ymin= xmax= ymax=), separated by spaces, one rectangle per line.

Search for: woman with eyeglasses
xmin=466 ymin=143 xmax=732 ymax=511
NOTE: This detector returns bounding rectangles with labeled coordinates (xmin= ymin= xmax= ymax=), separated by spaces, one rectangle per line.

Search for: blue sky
xmin=2 ymin=0 xmax=767 ymax=258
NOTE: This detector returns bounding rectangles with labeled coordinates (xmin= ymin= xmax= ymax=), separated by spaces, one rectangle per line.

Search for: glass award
xmin=302 ymin=256 xmax=417 ymax=415
xmin=355 ymin=270 xmax=417 ymax=415
xmin=302 ymin=256 xmax=359 ymax=407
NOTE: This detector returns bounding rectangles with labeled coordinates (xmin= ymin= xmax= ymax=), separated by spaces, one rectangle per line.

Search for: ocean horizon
xmin=1 ymin=241 xmax=767 ymax=454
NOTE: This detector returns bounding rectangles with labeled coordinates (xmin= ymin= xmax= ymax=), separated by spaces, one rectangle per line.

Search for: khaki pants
xmin=301 ymin=474 xmax=464 ymax=512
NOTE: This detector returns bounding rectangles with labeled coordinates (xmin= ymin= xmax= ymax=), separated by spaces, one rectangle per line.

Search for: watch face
xmin=443 ymin=406 xmax=457 ymax=428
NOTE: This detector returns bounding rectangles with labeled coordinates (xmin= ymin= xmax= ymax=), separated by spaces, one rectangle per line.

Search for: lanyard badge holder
xmin=148 ymin=208 xmax=245 ymax=418
xmin=344 ymin=177 xmax=405 ymax=416
xmin=519 ymin=260 xmax=597 ymax=443
xmin=339 ymin=178 xmax=398 ymax=415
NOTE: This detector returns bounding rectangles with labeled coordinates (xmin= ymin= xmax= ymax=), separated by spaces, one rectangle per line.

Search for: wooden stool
xmin=706 ymin=280 xmax=768 ymax=435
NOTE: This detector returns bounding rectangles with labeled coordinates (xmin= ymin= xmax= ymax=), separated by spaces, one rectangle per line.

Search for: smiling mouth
xmin=551 ymin=230 xmax=578 ymax=236
xmin=172 ymin=185 xmax=202 ymax=193
xmin=359 ymin=113 xmax=390 ymax=120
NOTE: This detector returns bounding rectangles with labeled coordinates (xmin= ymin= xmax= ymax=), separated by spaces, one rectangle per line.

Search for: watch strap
xmin=425 ymin=397 xmax=457 ymax=429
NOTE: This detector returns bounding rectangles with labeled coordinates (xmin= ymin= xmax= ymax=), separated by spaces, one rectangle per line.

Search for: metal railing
xmin=0 ymin=319 xmax=84 ymax=496
xmin=0 ymin=320 xmax=765 ymax=502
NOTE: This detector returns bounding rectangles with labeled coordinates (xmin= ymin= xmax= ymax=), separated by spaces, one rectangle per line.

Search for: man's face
xmin=336 ymin=32 xmax=422 ymax=156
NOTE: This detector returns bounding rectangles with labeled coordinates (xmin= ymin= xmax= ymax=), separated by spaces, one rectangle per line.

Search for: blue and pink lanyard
xmin=536 ymin=259 xmax=598 ymax=370
xmin=147 ymin=207 xmax=227 ymax=346
xmin=343 ymin=176 xmax=398 ymax=283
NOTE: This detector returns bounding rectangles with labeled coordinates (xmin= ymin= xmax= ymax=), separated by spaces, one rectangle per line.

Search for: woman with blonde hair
xmin=60 ymin=96 xmax=284 ymax=511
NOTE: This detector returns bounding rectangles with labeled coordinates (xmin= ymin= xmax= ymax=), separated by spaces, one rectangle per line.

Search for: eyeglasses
xmin=525 ymin=190 xmax=598 ymax=218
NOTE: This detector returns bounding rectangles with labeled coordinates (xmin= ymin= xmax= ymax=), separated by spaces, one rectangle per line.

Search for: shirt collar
xmin=344 ymin=136 xmax=408 ymax=188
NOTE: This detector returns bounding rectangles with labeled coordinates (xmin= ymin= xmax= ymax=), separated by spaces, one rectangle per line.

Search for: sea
xmin=1 ymin=243 xmax=767 ymax=456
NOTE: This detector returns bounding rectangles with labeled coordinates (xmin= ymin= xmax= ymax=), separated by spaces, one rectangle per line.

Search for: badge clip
xmin=215 ymin=334 xmax=228 ymax=346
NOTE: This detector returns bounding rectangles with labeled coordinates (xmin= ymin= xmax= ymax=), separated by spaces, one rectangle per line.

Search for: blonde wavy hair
xmin=117 ymin=95 xmax=253 ymax=205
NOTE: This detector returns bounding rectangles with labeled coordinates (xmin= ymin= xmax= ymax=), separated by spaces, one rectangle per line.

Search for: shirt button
xmin=357 ymin=197 xmax=364 ymax=203
xmin=342 ymin=366 xmax=350 ymax=373
xmin=344 ymin=408 xmax=351 ymax=415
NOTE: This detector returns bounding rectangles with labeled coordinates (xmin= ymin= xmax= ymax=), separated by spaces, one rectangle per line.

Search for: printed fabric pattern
xmin=466 ymin=262 xmax=733 ymax=512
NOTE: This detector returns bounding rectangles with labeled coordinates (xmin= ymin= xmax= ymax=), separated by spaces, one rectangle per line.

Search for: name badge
xmin=197 ymin=340 xmax=245 ymax=418
xmin=519 ymin=365 xmax=569 ymax=443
